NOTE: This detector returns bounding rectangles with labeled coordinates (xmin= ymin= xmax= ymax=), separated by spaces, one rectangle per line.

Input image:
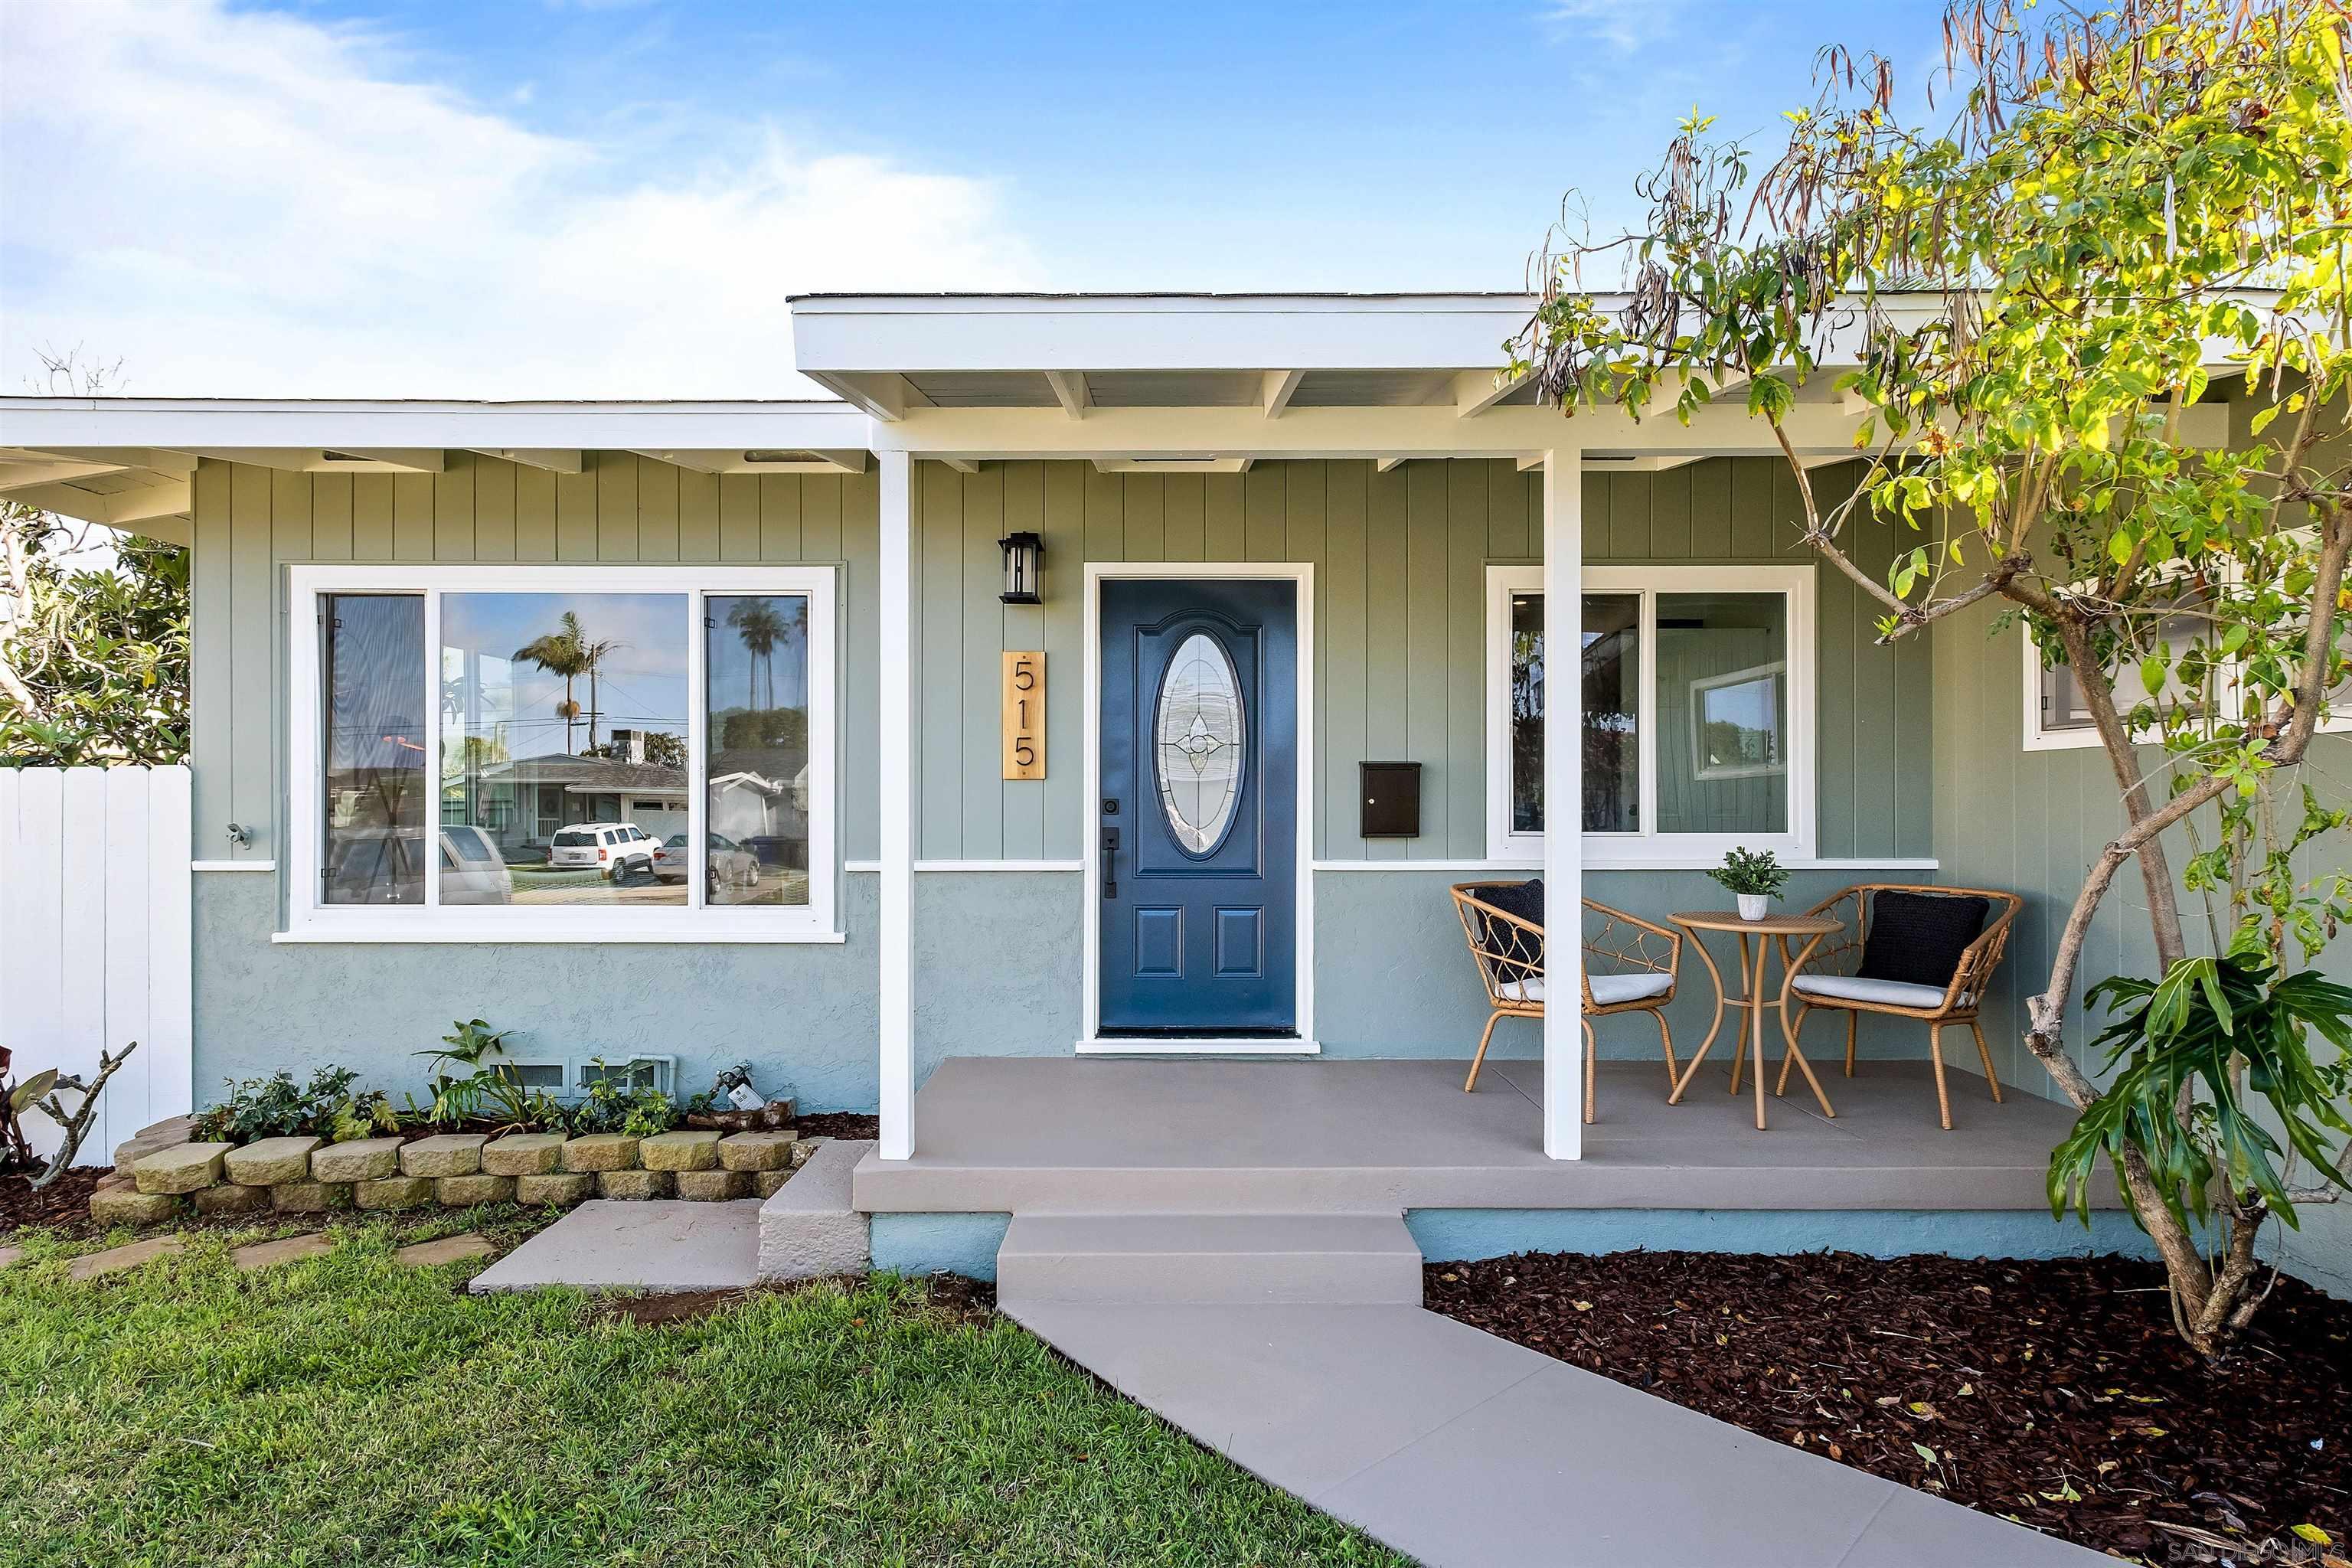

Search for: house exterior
xmin=5 ymin=292 xmax=2346 ymax=1290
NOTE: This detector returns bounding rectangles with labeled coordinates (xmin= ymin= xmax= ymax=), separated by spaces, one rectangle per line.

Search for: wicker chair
xmin=1450 ymin=883 xmax=1683 ymax=1119
xmin=1772 ymin=883 xmax=2024 ymax=1129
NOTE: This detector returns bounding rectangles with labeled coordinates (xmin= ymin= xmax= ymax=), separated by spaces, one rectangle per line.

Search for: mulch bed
xmin=1425 ymin=1250 xmax=2351 ymax=1564
xmin=796 ymin=1112 xmax=880 ymax=1141
xmin=0 ymin=1166 xmax=109 ymax=1236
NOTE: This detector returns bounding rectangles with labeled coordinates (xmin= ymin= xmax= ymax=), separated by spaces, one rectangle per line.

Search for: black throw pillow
xmin=1478 ymin=879 xmax=1546 ymax=970
xmin=1858 ymin=890 xmax=1989 ymax=989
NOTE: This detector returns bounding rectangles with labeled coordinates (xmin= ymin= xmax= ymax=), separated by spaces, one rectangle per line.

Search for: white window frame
xmin=1485 ymin=563 xmax=1816 ymax=865
xmin=2020 ymin=634 xmax=2110 ymax=751
xmin=283 ymin=564 xmax=839 ymax=943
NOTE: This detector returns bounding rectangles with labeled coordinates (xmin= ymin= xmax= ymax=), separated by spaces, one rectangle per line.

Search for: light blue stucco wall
xmin=194 ymin=873 xmax=883 ymax=1112
xmin=1406 ymin=1207 xmax=2160 ymax=1263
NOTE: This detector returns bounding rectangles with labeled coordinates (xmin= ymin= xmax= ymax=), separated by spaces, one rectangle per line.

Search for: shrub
xmin=195 ymin=1067 xmax=372 ymax=1142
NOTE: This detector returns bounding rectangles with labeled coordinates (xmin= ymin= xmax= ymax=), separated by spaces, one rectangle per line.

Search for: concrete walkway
xmin=1004 ymin=1298 xmax=2106 ymax=1566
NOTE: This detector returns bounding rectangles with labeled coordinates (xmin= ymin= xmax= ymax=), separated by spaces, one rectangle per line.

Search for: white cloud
xmin=0 ymin=0 xmax=1042 ymax=397
xmin=1539 ymin=0 xmax=1690 ymax=56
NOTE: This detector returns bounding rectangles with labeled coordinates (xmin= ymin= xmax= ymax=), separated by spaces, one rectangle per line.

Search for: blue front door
xmin=1099 ymin=578 xmax=1297 ymax=1034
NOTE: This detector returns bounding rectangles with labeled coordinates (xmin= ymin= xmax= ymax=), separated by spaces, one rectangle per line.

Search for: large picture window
xmin=1486 ymin=564 xmax=1815 ymax=864
xmin=288 ymin=566 xmax=836 ymax=942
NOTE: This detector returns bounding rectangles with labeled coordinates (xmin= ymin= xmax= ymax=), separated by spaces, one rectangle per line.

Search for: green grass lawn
xmin=0 ymin=1214 xmax=1405 ymax=1567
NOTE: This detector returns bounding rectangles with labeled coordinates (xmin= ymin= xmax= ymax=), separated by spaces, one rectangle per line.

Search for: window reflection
xmin=439 ymin=593 xmax=688 ymax=906
xmin=1658 ymin=592 xmax=1786 ymax=835
xmin=1508 ymin=593 xmax=1643 ymax=834
xmin=323 ymin=595 xmax=428 ymax=904
xmin=705 ymin=594 xmax=811 ymax=906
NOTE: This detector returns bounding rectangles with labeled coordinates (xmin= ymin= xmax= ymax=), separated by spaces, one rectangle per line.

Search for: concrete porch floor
xmin=854 ymin=1055 xmax=2109 ymax=1216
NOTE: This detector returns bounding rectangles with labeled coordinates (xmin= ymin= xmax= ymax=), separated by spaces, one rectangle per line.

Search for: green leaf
xmin=8 ymin=1070 xmax=58 ymax=1113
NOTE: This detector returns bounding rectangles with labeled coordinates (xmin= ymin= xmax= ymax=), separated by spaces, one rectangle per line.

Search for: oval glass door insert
xmin=1155 ymin=632 xmax=1245 ymax=854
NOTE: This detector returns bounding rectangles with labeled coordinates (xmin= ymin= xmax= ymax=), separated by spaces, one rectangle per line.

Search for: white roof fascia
xmin=0 ymin=399 xmax=873 ymax=455
xmin=791 ymin=290 xmax=2282 ymax=378
xmin=791 ymin=294 xmax=1547 ymax=374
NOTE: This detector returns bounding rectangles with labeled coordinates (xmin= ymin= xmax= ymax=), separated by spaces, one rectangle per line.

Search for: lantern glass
xmin=998 ymin=532 xmax=1044 ymax=604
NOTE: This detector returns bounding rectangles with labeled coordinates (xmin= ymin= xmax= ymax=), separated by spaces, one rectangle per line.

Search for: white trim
xmin=0 ymin=398 xmax=869 ymax=452
xmin=1487 ymin=562 xmax=1818 ymax=864
xmin=877 ymin=451 xmax=915 ymax=1161
xmin=284 ymin=563 xmax=838 ymax=944
xmin=1082 ymin=562 xmax=1316 ymax=1054
xmin=2020 ymin=632 xmax=2106 ymax=752
xmin=1076 ymin=1037 xmax=1321 ymax=1055
xmin=849 ymin=858 xmax=1086 ymax=873
xmin=271 ymin=926 xmax=844 ymax=945
xmin=191 ymin=859 xmax=275 ymax=873
xmin=1539 ymin=451 xmax=1583 ymax=1159
xmin=1310 ymin=856 xmax=1939 ymax=873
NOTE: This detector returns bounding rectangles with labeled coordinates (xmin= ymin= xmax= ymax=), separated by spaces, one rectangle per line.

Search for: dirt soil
xmin=0 ymin=1166 xmax=109 ymax=1236
xmin=795 ymin=1112 xmax=880 ymax=1141
xmin=1424 ymin=1250 xmax=2350 ymax=1565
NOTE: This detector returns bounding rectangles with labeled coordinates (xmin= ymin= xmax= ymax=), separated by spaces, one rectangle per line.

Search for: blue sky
xmin=1 ymin=0 xmax=1947 ymax=399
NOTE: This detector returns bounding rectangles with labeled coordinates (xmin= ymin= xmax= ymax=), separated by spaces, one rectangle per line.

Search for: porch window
xmin=286 ymin=565 xmax=838 ymax=942
xmin=1486 ymin=564 xmax=1815 ymax=864
xmin=2021 ymin=596 xmax=2220 ymax=752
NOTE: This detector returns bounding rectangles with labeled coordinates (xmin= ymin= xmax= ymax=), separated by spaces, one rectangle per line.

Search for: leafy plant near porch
xmin=195 ymin=1065 xmax=385 ymax=1144
xmin=2052 ymin=957 xmax=2352 ymax=1330
xmin=1707 ymin=847 xmax=1790 ymax=900
xmin=1511 ymin=0 xmax=2352 ymax=1352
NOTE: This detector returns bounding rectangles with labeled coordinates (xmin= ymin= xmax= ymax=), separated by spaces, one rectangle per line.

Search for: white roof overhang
xmin=0 ymin=400 xmax=874 ymax=541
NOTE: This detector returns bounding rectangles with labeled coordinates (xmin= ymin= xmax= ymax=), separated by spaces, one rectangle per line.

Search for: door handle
xmin=1101 ymin=825 xmax=1119 ymax=899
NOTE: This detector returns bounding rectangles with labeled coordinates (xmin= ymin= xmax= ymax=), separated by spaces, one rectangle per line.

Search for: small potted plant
xmin=1709 ymin=847 xmax=1788 ymax=922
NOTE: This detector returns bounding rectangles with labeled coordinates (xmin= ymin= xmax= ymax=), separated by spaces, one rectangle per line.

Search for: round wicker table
xmin=1666 ymin=911 xmax=1841 ymax=1130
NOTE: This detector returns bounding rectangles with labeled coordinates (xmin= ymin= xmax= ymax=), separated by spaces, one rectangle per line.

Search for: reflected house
xmin=445 ymin=748 xmax=689 ymax=858
xmin=706 ymin=750 xmax=810 ymax=868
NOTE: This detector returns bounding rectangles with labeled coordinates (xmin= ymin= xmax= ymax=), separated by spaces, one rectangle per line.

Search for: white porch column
xmin=877 ymin=449 xmax=915 ymax=1161
xmin=1541 ymin=447 xmax=1585 ymax=1158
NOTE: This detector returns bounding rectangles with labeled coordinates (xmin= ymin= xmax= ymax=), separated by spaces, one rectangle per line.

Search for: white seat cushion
xmin=1792 ymin=974 xmax=1963 ymax=1010
xmin=1497 ymin=972 xmax=1672 ymax=1007
xmin=1586 ymin=971 xmax=1673 ymax=1007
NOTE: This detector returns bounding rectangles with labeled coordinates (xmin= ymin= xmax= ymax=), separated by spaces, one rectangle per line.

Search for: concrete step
xmin=996 ymin=1211 xmax=1423 ymax=1307
xmin=756 ymin=1137 xmax=873 ymax=1281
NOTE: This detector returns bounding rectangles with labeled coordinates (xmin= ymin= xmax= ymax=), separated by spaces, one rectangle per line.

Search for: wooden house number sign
xmin=1001 ymin=652 xmax=1046 ymax=779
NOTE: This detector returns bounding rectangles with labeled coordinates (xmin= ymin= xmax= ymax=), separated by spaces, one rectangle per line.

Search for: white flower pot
xmin=1736 ymin=893 xmax=1770 ymax=922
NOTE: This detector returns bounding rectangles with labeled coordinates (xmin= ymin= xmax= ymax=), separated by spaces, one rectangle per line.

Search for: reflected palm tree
xmin=514 ymin=610 xmax=622 ymax=753
xmin=726 ymin=599 xmax=786 ymax=711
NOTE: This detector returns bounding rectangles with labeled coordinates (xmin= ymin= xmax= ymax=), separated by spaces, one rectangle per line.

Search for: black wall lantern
xmin=997 ymin=531 xmax=1044 ymax=604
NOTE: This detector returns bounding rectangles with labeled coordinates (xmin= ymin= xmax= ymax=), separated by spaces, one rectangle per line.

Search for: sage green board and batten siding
xmin=186 ymin=452 xmax=884 ymax=880
xmin=906 ymin=456 xmax=1931 ymax=863
xmin=191 ymin=452 xmax=1926 ymax=875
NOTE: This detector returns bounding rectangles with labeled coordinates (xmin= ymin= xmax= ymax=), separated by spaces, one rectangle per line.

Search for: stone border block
xmin=193 ymin=1183 xmax=271 ymax=1217
xmin=482 ymin=1133 xmax=566 ymax=1176
xmin=400 ymin=1134 xmax=487 ymax=1178
xmin=271 ymin=1181 xmax=352 ymax=1214
xmin=561 ymin=1134 xmax=639 ymax=1173
xmin=515 ymin=1171 xmax=597 ymax=1206
xmin=92 ymin=1187 xmax=182 ymax=1227
xmin=597 ymin=1168 xmax=673 ymax=1200
xmin=312 ymin=1138 xmax=403 ymax=1184
xmin=224 ymin=1136 xmax=322 ymax=1187
xmin=639 ymin=1131 xmax=721 ymax=1172
xmin=676 ymin=1168 xmax=750 ymax=1200
xmin=354 ymin=1174 xmax=435 ymax=1210
xmin=132 ymin=1142 xmax=232 ymax=1195
xmin=436 ymin=1172 xmax=516 ymax=1206
xmin=718 ymin=1132 xmax=795 ymax=1172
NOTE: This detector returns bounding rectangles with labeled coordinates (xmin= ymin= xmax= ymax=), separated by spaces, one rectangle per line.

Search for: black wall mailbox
xmin=1359 ymin=761 xmax=1423 ymax=838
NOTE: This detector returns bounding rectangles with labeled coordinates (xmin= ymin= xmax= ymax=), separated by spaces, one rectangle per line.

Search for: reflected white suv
xmin=547 ymin=823 xmax=658 ymax=882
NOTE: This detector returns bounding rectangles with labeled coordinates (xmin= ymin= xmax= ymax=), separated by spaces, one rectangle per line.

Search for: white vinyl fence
xmin=0 ymin=766 xmax=192 ymax=1164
